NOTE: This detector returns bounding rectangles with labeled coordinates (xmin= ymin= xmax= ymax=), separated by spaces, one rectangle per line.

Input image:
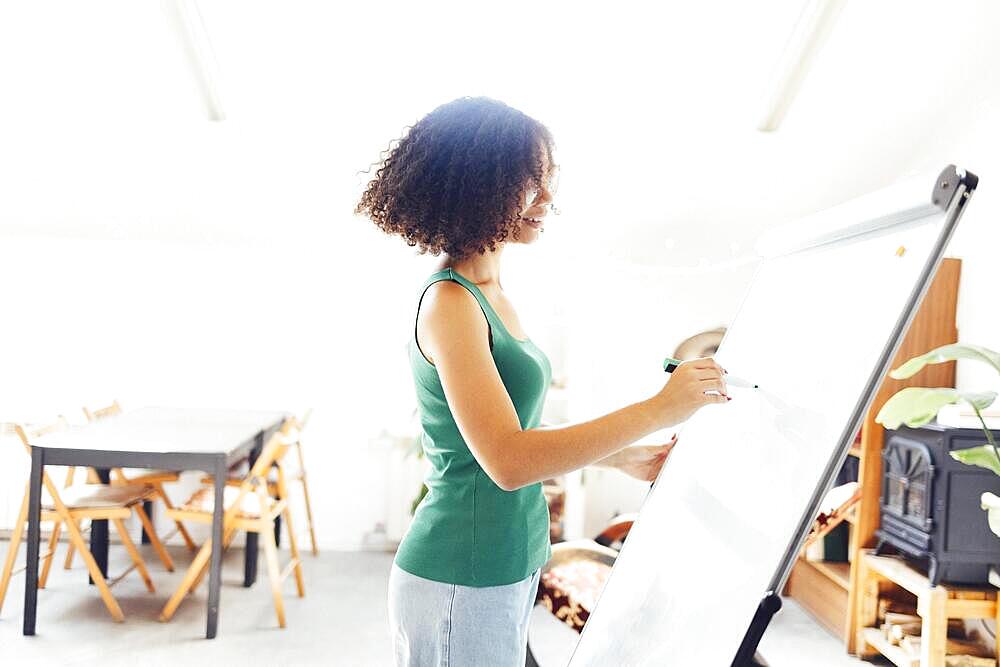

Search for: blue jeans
xmin=388 ymin=563 xmax=541 ymax=666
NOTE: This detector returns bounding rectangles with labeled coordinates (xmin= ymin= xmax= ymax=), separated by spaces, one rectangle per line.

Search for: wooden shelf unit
xmin=855 ymin=551 xmax=998 ymax=667
xmin=787 ymin=555 xmax=852 ymax=636
xmin=784 ymin=257 xmax=962 ymax=650
xmin=814 ymin=560 xmax=852 ymax=590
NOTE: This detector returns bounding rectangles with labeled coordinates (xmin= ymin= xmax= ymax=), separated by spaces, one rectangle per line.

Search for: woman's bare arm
xmin=419 ymin=281 xmax=729 ymax=491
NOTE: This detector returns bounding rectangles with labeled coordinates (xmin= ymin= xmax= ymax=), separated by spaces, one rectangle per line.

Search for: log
xmin=899 ymin=637 xmax=995 ymax=660
xmin=886 ymin=619 xmax=966 ymax=642
xmin=944 ymin=656 xmax=996 ymax=667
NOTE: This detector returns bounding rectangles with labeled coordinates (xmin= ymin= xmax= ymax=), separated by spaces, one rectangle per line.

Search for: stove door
xmin=883 ymin=435 xmax=934 ymax=532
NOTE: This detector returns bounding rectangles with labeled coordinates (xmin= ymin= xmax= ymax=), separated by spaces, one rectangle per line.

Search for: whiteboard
xmin=568 ymin=166 xmax=977 ymax=666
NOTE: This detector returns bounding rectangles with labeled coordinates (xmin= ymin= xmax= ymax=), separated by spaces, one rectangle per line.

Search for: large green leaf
xmin=875 ymin=387 xmax=997 ymax=429
xmin=890 ymin=343 xmax=1000 ymax=379
xmin=951 ymin=445 xmax=1000 ymax=476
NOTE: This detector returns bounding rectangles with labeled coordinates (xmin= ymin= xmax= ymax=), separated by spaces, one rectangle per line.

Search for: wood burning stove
xmin=876 ymin=423 xmax=1000 ymax=585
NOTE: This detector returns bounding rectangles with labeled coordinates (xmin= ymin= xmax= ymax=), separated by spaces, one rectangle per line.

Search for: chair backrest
xmin=247 ymin=419 xmax=295 ymax=480
xmin=18 ymin=418 xmax=84 ymax=487
xmin=83 ymin=400 xmax=122 ymax=423
xmin=216 ymin=419 xmax=295 ymax=524
xmin=13 ymin=417 xmax=69 ymax=457
xmin=14 ymin=419 xmax=76 ymax=510
xmin=288 ymin=409 xmax=312 ymax=472
xmin=297 ymin=408 xmax=313 ymax=431
xmin=81 ymin=401 xmax=127 ymax=482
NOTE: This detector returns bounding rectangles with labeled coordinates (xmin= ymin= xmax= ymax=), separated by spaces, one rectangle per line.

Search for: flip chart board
xmin=569 ymin=165 xmax=978 ymax=666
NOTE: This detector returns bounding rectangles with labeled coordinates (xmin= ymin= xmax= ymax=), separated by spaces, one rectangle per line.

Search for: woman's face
xmin=512 ymin=150 xmax=556 ymax=246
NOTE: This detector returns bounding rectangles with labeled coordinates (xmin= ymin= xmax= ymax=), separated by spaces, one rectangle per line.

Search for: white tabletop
xmin=33 ymin=407 xmax=288 ymax=455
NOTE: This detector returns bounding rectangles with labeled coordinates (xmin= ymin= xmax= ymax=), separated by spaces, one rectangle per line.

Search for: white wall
xmin=941 ymin=97 xmax=1000 ymax=394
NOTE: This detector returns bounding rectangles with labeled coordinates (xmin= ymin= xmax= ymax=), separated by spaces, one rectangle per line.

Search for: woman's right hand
xmin=650 ymin=357 xmax=730 ymax=428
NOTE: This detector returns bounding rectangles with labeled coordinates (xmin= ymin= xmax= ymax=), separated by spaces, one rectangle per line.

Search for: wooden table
xmin=21 ymin=407 xmax=288 ymax=639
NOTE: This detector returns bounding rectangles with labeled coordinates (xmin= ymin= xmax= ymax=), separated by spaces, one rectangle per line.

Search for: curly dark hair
xmin=356 ymin=97 xmax=555 ymax=259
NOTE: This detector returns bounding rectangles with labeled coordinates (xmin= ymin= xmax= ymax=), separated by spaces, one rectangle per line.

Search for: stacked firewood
xmin=879 ymin=610 xmax=996 ymax=667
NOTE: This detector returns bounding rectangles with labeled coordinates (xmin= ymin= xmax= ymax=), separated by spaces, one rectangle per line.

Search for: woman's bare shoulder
xmin=418 ymin=280 xmax=488 ymax=346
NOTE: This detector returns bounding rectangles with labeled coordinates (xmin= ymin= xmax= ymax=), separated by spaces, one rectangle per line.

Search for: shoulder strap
xmin=414 ymin=270 xmax=494 ymax=355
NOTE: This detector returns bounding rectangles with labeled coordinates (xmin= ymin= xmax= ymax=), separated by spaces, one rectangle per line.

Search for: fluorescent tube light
xmin=163 ymin=0 xmax=226 ymax=121
xmin=756 ymin=0 xmax=846 ymax=132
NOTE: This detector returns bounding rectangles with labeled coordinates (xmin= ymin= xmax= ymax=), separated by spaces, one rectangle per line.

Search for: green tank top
xmin=395 ymin=267 xmax=552 ymax=587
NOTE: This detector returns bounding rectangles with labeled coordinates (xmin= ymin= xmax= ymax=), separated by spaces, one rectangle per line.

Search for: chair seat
xmin=226 ymin=458 xmax=304 ymax=480
xmin=229 ymin=460 xmax=305 ymax=480
xmin=176 ymin=486 xmax=272 ymax=519
xmin=45 ymin=483 xmax=154 ymax=511
xmin=206 ymin=466 xmax=277 ymax=482
xmin=199 ymin=473 xmax=279 ymax=492
xmin=200 ymin=464 xmax=296 ymax=489
xmin=114 ymin=468 xmax=181 ymax=484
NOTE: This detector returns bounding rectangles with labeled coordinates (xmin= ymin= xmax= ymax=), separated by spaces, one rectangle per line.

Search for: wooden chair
xmin=160 ymin=422 xmax=305 ymax=628
xmin=0 ymin=419 xmax=160 ymax=621
xmin=288 ymin=409 xmax=318 ymax=556
xmin=0 ymin=418 xmax=70 ymax=600
xmin=63 ymin=401 xmax=195 ymax=571
xmin=201 ymin=409 xmax=318 ymax=556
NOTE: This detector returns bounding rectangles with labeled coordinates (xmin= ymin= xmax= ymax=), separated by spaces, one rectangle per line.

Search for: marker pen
xmin=662 ymin=356 xmax=759 ymax=389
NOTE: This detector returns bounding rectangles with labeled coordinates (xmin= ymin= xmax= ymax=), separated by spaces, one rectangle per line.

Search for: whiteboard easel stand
xmin=733 ymin=165 xmax=978 ymax=667
xmin=565 ymin=165 xmax=979 ymax=666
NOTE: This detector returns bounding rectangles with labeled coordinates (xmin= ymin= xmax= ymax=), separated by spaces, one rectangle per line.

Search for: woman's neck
xmin=439 ymin=246 xmax=504 ymax=288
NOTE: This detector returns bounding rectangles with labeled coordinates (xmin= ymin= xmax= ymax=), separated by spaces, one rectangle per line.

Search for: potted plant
xmin=875 ymin=343 xmax=1000 ymax=535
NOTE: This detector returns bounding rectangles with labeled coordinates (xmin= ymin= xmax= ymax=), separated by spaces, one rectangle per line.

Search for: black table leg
xmin=243 ymin=432 xmax=264 ymax=587
xmin=23 ymin=447 xmax=44 ymax=635
xmin=274 ymin=503 xmax=282 ymax=547
xmin=141 ymin=499 xmax=154 ymax=544
xmin=243 ymin=534 xmax=258 ymax=587
xmin=274 ymin=466 xmax=282 ymax=548
xmin=89 ymin=468 xmax=111 ymax=585
xmin=206 ymin=456 xmax=226 ymax=639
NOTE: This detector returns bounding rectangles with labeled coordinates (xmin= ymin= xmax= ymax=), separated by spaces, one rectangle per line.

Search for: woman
xmin=356 ymin=96 xmax=729 ymax=666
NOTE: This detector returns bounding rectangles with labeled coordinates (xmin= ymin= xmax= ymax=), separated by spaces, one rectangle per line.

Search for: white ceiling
xmin=1 ymin=1 xmax=997 ymax=266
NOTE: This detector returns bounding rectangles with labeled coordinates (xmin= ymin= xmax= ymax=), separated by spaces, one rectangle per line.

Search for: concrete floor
xmin=0 ymin=541 xmax=884 ymax=666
